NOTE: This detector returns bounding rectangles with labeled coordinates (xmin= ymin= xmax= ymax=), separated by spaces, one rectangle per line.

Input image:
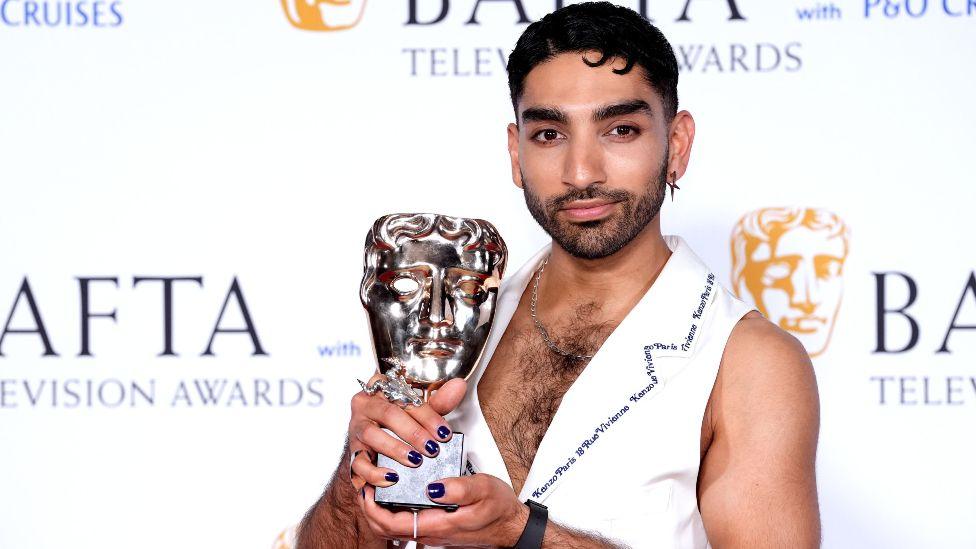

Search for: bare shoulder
xmin=716 ymin=311 xmax=819 ymax=414
xmin=727 ymin=311 xmax=813 ymax=368
xmin=698 ymin=311 xmax=821 ymax=548
xmin=707 ymin=310 xmax=820 ymax=448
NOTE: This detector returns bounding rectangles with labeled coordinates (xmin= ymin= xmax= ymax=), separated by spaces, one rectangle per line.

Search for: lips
xmin=559 ymin=199 xmax=620 ymax=222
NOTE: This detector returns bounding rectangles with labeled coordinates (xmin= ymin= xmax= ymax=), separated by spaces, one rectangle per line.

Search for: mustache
xmin=546 ymin=185 xmax=634 ymax=209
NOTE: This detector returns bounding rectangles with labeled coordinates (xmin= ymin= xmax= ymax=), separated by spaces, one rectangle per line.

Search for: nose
xmin=561 ymin=132 xmax=606 ymax=189
xmin=789 ymin=260 xmax=821 ymax=315
xmin=419 ymin=276 xmax=454 ymax=327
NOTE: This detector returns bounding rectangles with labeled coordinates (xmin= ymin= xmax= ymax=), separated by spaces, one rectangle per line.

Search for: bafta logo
xmin=270 ymin=526 xmax=295 ymax=549
xmin=731 ymin=207 xmax=851 ymax=357
xmin=280 ymin=0 xmax=366 ymax=31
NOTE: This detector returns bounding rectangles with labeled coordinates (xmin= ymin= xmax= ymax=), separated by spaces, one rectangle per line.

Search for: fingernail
xmin=407 ymin=450 xmax=423 ymax=465
xmin=427 ymin=482 xmax=445 ymax=499
xmin=385 ymin=472 xmax=399 ymax=483
xmin=437 ymin=425 xmax=451 ymax=440
xmin=361 ymin=487 xmax=365 ymax=499
xmin=425 ymin=440 xmax=440 ymax=455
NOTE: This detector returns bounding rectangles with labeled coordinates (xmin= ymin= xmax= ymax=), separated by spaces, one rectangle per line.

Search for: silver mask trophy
xmin=359 ymin=213 xmax=507 ymax=511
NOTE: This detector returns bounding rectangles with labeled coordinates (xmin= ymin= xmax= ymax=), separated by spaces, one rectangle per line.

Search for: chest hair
xmin=480 ymin=302 xmax=617 ymax=492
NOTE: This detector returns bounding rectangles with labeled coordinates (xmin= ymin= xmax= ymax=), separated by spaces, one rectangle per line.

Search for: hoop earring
xmin=667 ymin=171 xmax=680 ymax=201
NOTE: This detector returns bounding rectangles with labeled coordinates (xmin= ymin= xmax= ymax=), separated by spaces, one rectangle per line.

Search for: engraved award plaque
xmin=359 ymin=213 xmax=507 ymax=511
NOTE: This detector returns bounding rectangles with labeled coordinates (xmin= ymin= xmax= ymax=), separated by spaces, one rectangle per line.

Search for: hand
xmin=348 ymin=376 xmax=467 ymax=492
xmin=360 ymin=473 xmax=528 ymax=547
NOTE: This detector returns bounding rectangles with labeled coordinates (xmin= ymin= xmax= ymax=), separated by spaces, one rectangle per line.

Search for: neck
xmin=539 ymin=218 xmax=671 ymax=314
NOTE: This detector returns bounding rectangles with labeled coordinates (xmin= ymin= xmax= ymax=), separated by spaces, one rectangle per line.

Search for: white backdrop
xmin=1 ymin=1 xmax=974 ymax=548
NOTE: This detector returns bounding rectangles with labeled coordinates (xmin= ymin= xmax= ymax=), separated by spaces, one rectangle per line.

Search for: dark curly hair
xmin=507 ymin=1 xmax=679 ymax=121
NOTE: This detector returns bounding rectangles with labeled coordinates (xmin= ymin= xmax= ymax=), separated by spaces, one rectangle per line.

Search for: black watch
xmin=512 ymin=499 xmax=548 ymax=549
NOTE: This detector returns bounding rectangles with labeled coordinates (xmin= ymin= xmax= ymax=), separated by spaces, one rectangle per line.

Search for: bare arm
xmin=297 ymin=378 xmax=467 ymax=549
xmin=698 ymin=313 xmax=821 ymax=548
xmin=504 ymin=497 xmax=630 ymax=548
xmin=295 ymin=439 xmax=385 ymax=549
xmin=540 ymin=521 xmax=629 ymax=548
xmin=360 ymin=472 xmax=629 ymax=548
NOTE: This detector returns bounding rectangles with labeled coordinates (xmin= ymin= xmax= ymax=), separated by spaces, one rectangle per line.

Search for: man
xmin=297 ymin=3 xmax=820 ymax=548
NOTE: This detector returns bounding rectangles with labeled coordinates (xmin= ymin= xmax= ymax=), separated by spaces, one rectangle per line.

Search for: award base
xmin=374 ymin=430 xmax=464 ymax=512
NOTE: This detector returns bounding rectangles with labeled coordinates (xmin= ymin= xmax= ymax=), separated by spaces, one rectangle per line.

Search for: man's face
xmin=363 ymin=237 xmax=498 ymax=389
xmin=744 ymin=226 xmax=846 ymax=356
xmin=508 ymin=52 xmax=671 ymax=259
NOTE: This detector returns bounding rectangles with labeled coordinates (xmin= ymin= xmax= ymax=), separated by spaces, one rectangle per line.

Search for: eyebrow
xmin=520 ymin=106 xmax=568 ymax=124
xmin=519 ymin=99 xmax=653 ymax=125
xmin=593 ymin=99 xmax=653 ymax=122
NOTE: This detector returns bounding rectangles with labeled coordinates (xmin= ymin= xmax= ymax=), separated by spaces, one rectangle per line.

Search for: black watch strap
xmin=513 ymin=499 xmax=548 ymax=549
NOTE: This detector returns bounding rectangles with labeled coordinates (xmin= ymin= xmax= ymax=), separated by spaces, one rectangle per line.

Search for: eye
xmin=531 ymin=128 xmax=564 ymax=143
xmin=607 ymin=125 xmax=638 ymax=137
xmin=390 ymin=276 xmax=420 ymax=295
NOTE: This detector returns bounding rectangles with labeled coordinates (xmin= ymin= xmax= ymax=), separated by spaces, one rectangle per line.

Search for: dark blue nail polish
xmin=361 ymin=487 xmax=365 ymax=498
xmin=437 ymin=425 xmax=451 ymax=440
xmin=427 ymin=482 xmax=445 ymax=499
xmin=385 ymin=472 xmax=399 ymax=483
xmin=425 ymin=440 xmax=440 ymax=455
xmin=408 ymin=450 xmax=423 ymax=465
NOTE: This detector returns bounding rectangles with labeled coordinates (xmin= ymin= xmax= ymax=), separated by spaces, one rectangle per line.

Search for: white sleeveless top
xmin=412 ymin=235 xmax=753 ymax=549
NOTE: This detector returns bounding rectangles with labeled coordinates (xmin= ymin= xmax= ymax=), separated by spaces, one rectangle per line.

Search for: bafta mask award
xmin=359 ymin=213 xmax=507 ymax=511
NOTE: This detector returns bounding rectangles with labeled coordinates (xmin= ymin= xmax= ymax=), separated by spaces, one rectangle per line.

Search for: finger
xmin=404 ymin=400 xmax=455 ymax=444
xmin=426 ymin=474 xmax=493 ymax=506
xmin=348 ymin=449 xmax=365 ymax=492
xmin=363 ymin=485 xmax=415 ymax=539
xmin=350 ymin=374 xmax=387 ymax=420
xmin=357 ymin=389 xmax=443 ymax=458
xmin=420 ymin=474 xmax=520 ymax=543
xmin=356 ymin=422 xmax=425 ymax=468
xmin=347 ymin=445 xmax=374 ymax=469
xmin=359 ymin=485 xmax=391 ymax=539
xmin=350 ymin=373 xmax=391 ymax=415
xmin=414 ymin=507 xmax=456 ymax=543
xmin=360 ymin=485 xmax=400 ymax=541
xmin=356 ymin=482 xmax=369 ymax=520
xmin=427 ymin=378 xmax=467 ymax=416
xmin=351 ymin=450 xmax=400 ymax=487
xmin=346 ymin=443 xmax=373 ymax=492
xmin=365 ymin=372 xmax=387 ymax=386
xmin=350 ymin=373 xmax=385 ymax=410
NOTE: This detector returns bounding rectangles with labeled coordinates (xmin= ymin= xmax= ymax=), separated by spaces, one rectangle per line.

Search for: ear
xmin=507 ymin=122 xmax=524 ymax=189
xmin=667 ymin=110 xmax=696 ymax=181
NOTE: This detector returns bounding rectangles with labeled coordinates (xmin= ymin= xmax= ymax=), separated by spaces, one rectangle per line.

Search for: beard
xmin=522 ymin=159 xmax=668 ymax=260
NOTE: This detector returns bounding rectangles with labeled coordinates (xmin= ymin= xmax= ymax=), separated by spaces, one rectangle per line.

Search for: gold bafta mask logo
xmin=280 ymin=0 xmax=366 ymax=31
xmin=731 ymin=208 xmax=851 ymax=357
xmin=271 ymin=525 xmax=296 ymax=549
